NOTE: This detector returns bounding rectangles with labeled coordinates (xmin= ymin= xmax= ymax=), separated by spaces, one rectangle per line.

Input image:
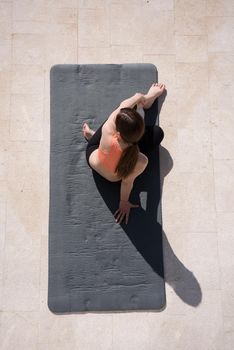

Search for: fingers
xmin=114 ymin=210 xmax=125 ymax=224
xmin=125 ymin=213 xmax=129 ymax=225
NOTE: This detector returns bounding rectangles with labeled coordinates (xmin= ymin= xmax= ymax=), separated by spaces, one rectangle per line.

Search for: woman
xmin=83 ymin=83 xmax=166 ymax=225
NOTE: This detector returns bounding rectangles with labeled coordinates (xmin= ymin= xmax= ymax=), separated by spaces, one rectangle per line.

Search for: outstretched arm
xmin=120 ymin=93 xmax=145 ymax=109
xmin=103 ymin=93 xmax=145 ymax=130
xmin=114 ymin=156 xmax=148 ymax=224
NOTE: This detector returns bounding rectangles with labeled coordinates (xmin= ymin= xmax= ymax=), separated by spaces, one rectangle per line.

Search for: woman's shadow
xmin=92 ymin=97 xmax=202 ymax=308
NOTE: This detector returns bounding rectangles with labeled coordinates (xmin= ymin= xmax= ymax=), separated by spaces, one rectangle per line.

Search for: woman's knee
xmin=153 ymin=125 xmax=164 ymax=145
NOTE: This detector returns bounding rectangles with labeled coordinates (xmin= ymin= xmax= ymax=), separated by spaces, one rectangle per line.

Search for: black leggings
xmin=86 ymin=119 xmax=164 ymax=168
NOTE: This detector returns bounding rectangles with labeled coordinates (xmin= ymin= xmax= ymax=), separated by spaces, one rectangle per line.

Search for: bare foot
xmin=82 ymin=122 xmax=95 ymax=140
xmin=143 ymin=83 xmax=166 ymax=109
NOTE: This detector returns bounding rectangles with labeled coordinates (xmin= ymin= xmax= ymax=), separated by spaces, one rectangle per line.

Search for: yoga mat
xmin=48 ymin=63 xmax=166 ymax=313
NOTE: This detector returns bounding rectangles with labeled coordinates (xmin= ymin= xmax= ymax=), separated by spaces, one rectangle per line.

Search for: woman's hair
xmin=114 ymin=107 xmax=145 ymax=179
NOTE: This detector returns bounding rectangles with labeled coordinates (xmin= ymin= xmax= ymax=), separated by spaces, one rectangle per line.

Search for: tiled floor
xmin=0 ymin=0 xmax=234 ymax=349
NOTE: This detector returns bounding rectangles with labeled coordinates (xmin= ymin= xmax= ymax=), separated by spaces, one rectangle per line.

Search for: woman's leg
xmin=138 ymin=125 xmax=164 ymax=156
xmin=85 ymin=119 xmax=107 ymax=167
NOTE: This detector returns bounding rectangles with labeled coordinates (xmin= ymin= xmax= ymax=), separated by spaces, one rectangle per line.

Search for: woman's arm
xmin=120 ymin=180 xmax=134 ymax=202
xmin=114 ymin=157 xmax=148 ymax=224
xmin=103 ymin=93 xmax=145 ymax=131
xmin=120 ymin=93 xmax=145 ymax=109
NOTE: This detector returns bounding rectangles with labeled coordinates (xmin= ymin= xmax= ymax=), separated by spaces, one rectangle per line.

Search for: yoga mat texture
xmin=48 ymin=63 xmax=166 ymax=313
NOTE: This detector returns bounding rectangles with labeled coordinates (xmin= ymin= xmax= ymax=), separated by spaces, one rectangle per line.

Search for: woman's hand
xmin=114 ymin=200 xmax=139 ymax=225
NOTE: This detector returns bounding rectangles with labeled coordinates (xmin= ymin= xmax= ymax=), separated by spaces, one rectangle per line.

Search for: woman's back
xmin=88 ymin=120 xmax=130 ymax=182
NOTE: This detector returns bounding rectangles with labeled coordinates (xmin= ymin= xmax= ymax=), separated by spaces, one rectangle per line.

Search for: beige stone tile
xmin=207 ymin=16 xmax=234 ymax=53
xmin=0 ymin=119 xmax=9 ymax=179
xmin=143 ymin=54 xmax=176 ymax=101
xmin=163 ymin=285 xmax=187 ymax=316
xmin=222 ymin=291 xmax=234 ymax=318
xmin=0 ymin=148 xmax=8 ymax=180
xmin=175 ymin=84 xmax=210 ymax=129
xmin=12 ymin=34 xmax=45 ymax=66
xmin=209 ymin=82 xmax=234 ymax=113
xmin=0 ymin=118 xmax=10 ymax=144
xmin=162 ymin=172 xmax=217 ymax=233
xmin=0 ymin=1 xmax=11 ymax=18
xmin=141 ymin=0 xmax=174 ymax=11
xmin=13 ymin=4 xmax=77 ymax=24
xmin=149 ymin=313 xmax=187 ymax=350
xmin=2 ymin=264 xmax=40 ymax=311
xmin=11 ymin=64 xmax=44 ymax=95
xmin=175 ymin=0 xmax=206 ymax=36
xmin=2 ymin=186 xmax=42 ymax=311
xmin=177 ymin=128 xmax=213 ymax=173
xmin=223 ymin=317 xmax=234 ymax=350
xmin=73 ymin=314 xmax=112 ymax=350
xmin=175 ymin=0 xmax=206 ymax=16
xmin=39 ymin=289 xmax=48 ymax=313
xmin=46 ymin=0 xmax=78 ymax=7
xmin=45 ymin=7 xmax=77 ymax=23
xmin=45 ymin=33 xmax=77 ymax=69
xmin=113 ymin=312 xmax=149 ymax=350
xmin=38 ymin=342 xmax=78 ymax=350
xmin=7 ymin=141 xmax=44 ymax=192
xmin=211 ymin=109 xmax=234 ymax=160
xmin=175 ymin=15 xmax=206 ymax=36
xmin=149 ymin=291 xmax=223 ymax=350
xmin=12 ymin=20 xmax=77 ymax=36
xmin=0 ymin=2 xmax=12 ymax=40
xmin=208 ymin=53 xmax=234 ymax=115
xmin=159 ymin=100 xmax=178 ymax=129
xmin=79 ymin=0 xmax=110 ymax=8
xmin=214 ymin=159 xmax=234 ymax=212
xmin=13 ymin=0 xmax=46 ymax=21
xmin=209 ymin=53 xmax=234 ymax=86
xmin=176 ymin=35 xmax=208 ymax=62
xmin=38 ymin=312 xmax=93 ymax=345
xmin=12 ymin=0 xmax=78 ymax=21
xmin=182 ymin=232 xmax=220 ymax=290
xmin=0 ymin=312 xmax=39 ymax=350
xmin=0 ymin=182 xmax=7 ymax=298
xmin=141 ymin=10 xmax=174 ymax=54
xmin=39 ymin=235 xmax=47 ymax=292
xmin=0 ymin=69 xmax=11 ymax=94
xmin=0 ymin=40 xmax=11 ymax=69
xmin=217 ymin=213 xmax=234 ymax=292
xmin=207 ymin=0 xmax=234 ymax=17
xmin=78 ymin=46 xmax=111 ymax=63
xmin=110 ymin=3 xmax=143 ymax=47
xmin=111 ymin=45 xmax=143 ymax=63
xmin=78 ymin=7 xmax=110 ymax=47
xmin=10 ymin=94 xmax=44 ymax=141
xmin=175 ymin=62 xmax=208 ymax=88
xmin=0 ymin=94 xmax=10 ymax=120
xmin=5 ymin=189 xmax=43 ymax=244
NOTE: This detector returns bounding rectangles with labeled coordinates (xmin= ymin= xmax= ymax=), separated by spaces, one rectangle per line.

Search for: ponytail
xmin=115 ymin=143 xmax=139 ymax=179
xmin=114 ymin=107 xmax=145 ymax=179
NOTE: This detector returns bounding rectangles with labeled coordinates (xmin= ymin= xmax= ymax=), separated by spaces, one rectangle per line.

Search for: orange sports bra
xmin=98 ymin=134 xmax=123 ymax=173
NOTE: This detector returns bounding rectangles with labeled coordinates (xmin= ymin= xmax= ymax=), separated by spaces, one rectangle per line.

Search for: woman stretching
xmin=83 ymin=83 xmax=166 ymax=225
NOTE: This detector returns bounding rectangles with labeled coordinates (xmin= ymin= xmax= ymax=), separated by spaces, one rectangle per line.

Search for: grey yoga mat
xmin=48 ymin=63 xmax=166 ymax=313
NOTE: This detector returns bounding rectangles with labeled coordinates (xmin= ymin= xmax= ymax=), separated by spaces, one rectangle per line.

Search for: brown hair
xmin=114 ymin=107 xmax=145 ymax=179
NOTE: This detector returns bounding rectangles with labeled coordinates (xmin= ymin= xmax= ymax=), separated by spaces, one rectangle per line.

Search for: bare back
xmin=88 ymin=117 xmax=148 ymax=182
